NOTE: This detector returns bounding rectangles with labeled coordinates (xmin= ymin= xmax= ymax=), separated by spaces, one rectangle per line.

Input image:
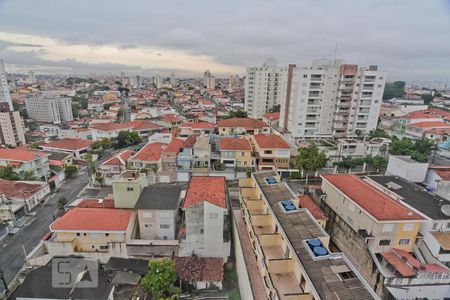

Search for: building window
xmin=403 ymin=223 xmax=414 ymax=231
xmin=100 ymin=245 xmax=108 ymax=250
xmin=398 ymin=239 xmax=410 ymax=245
xmin=83 ymin=233 xmax=87 ymax=236
xmin=127 ymin=187 xmax=134 ymax=192
xmin=379 ymin=239 xmax=391 ymax=246
xmin=105 ymin=233 xmax=109 ymax=237
xmin=143 ymin=212 xmax=152 ymax=218
xmin=382 ymin=224 xmax=394 ymax=232
xmin=432 ymin=223 xmax=438 ymax=231
xmin=144 ymin=224 xmax=152 ymax=228
xmin=160 ymin=224 xmax=170 ymax=229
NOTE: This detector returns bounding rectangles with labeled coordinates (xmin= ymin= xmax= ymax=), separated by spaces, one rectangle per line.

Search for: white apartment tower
xmin=0 ymin=103 xmax=26 ymax=147
xmin=244 ymin=58 xmax=279 ymax=119
xmin=228 ymin=74 xmax=239 ymax=92
xmin=278 ymin=59 xmax=386 ymax=144
xmin=0 ymin=60 xmax=13 ymax=111
xmin=28 ymin=70 xmax=36 ymax=84
xmin=203 ymin=70 xmax=216 ymax=89
xmin=153 ymin=75 xmax=163 ymax=89
xmin=171 ymin=72 xmax=176 ymax=88
xmin=25 ymin=92 xmax=74 ymax=124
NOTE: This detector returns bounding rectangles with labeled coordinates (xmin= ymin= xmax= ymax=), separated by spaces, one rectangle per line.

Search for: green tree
xmin=116 ymin=131 xmax=141 ymax=148
xmin=383 ymin=81 xmax=405 ymax=100
xmin=140 ymin=259 xmax=180 ymax=300
xmin=421 ymin=93 xmax=434 ymax=105
xmin=65 ymin=165 xmax=78 ymax=178
xmin=389 ymin=138 xmax=414 ymax=155
xmin=58 ymin=196 xmax=67 ymax=210
xmin=389 ymin=137 xmax=433 ymax=163
xmin=23 ymin=171 xmax=38 ymax=181
xmin=368 ymin=129 xmax=390 ymax=139
xmin=225 ymin=110 xmax=247 ymax=118
xmin=269 ymin=104 xmax=280 ymax=113
xmin=295 ymin=143 xmax=327 ymax=184
xmin=0 ymin=167 xmax=20 ymax=180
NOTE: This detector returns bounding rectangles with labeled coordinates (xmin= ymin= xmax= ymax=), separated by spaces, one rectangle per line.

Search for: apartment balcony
xmin=306 ymin=108 xmax=319 ymax=114
xmin=310 ymin=76 xmax=322 ymax=82
xmin=271 ymin=273 xmax=307 ymax=300
xmin=250 ymin=214 xmax=272 ymax=227
xmin=308 ymin=92 xmax=321 ymax=98
xmin=364 ymin=77 xmax=376 ymax=83
xmin=360 ymin=100 xmax=372 ymax=106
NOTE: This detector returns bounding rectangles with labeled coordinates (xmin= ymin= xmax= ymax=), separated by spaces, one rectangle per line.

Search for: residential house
xmin=0 ymin=193 xmax=26 ymax=222
xmin=179 ymin=176 xmax=230 ymax=261
xmin=238 ymin=171 xmax=377 ymax=299
xmin=134 ymin=183 xmax=183 ymax=240
xmin=262 ymin=111 xmax=280 ymax=126
xmin=0 ymin=148 xmax=50 ymax=179
xmin=126 ymin=120 xmax=164 ymax=139
xmin=127 ymin=142 xmax=167 ymax=171
xmin=159 ymin=138 xmax=184 ymax=183
xmin=179 ymin=122 xmax=214 ymax=137
xmin=175 ymin=257 xmax=224 ymax=290
xmin=0 ymin=179 xmax=50 ymax=211
xmin=48 ymin=207 xmax=135 ymax=253
xmin=217 ymin=118 xmax=271 ymax=136
xmin=219 ymin=137 xmax=254 ymax=169
xmin=177 ymin=135 xmax=197 ymax=182
xmin=405 ymin=121 xmax=450 ymax=139
xmin=98 ymin=150 xmax=134 ymax=185
xmin=192 ymin=135 xmax=211 ymax=172
xmin=39 ymin=138 xmax=93 ymax=159
xmin=90 ymin=123 xmax=133 ymax=141
xmin=47 ymin=152 xmax=74 ymax=167
xmin=251 ymin=134 xmax=292 ymax=170
xmin=158 ymin=114 xmax=183 ymax=129
xmin=424 ymin=165 xmax=450 ymax=200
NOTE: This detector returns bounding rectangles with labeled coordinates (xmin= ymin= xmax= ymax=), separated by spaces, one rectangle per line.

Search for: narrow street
xmin=0 ymin=167 xmax=89 ymax=294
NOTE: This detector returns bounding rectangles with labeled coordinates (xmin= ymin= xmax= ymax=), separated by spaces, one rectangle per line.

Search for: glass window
xmin=398 ymin=239 xmax=410 ymax=245
xmin=160 ymin=224 xmax=170 ymax=229
xmin=383 ymin=224 xmax=394 ymax=232
xmin=379 ymin=239 xmax=391 ymax=246
xmin=403 ymin=223 xmax=414 ymax=231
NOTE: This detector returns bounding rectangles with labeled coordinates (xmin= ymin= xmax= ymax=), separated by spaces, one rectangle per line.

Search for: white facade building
xmin=203 ymin=70 xmax=216 ymax=89
xmin=244 ymin=58 xmax=279 ymax=119
xmin=0 ymin=108 xmax=26 ymax=147
xmin=0 ymin=60 xmax=13 ymax=111
xmin=278 ymin=59 xmax=386 ymax=143
xmin=154 ymin=75 xmax=163 ymax=89
xmin=171 ymin=72 xmax=176 ymax=88
xmin=25 ymin=92 xmax=73 ymax=124
xmin=28 ymin=70 xmax=36 ymax=84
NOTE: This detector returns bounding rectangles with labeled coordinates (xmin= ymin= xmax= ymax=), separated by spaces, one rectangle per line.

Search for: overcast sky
xmin=0 ymin=0 xmax=450 ymax=80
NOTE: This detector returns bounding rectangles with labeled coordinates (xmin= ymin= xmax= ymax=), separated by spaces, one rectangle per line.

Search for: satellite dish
xmin=441 ymin=204 xmax=450 ymax=217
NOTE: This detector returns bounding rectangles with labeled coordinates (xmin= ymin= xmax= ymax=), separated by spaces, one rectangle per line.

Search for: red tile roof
xmin=298 ymin=195 xmax=326 ymax=220
xmin=404 ymin=111 xmax=439 ymax=120
xmin=184 ymin=176 xmax=226 ymax=209
xmin=220 ymin=137 xmax=252 ymax=151
xmin=0 ymin=148 xmax=49 ymax=162
xmin=262 ymin=112 xmax=280 ymax=121
xmin=321 ymin=174 xmax=424 ymax=221
xmin=130 ymin=142 xmax=166 ymax=162
xmin=101 ymin=150 xmax=133 ymax=166
xmin=163 ymin=138 xmax=184 ymax=153
xmin=217 ymin=118 xmax=269 ymax=129
xmin=127 ymin=120 xmax=163 ymax=131
xmin=175 ymin=257 xmax=224 ymax=282
xmin=77 ymin=199 xmax=115 ymax=208
xmin=90 ymin=122 xmax=133 ymax=132
xmin=407 ymin=121 xmax=450 ymax=129
xmin=180 ymin=122 xmax=214 ymax=129
xmin=381 ymin=251 xmax=416 ymax=277
xmin=42 ymin=138 xmax=93 ymax=151
xmin=0 ymin=179 xmax=47 ymax=200
xmin=162 ymin=114 xmax=182 ymax=123
xmin=434 ymin=169 xmax=450 ymax=181
xmin=253 ymin=134 xmax=291 ymax=149
xmin=183 ymin=135 xmax=197 ymax=148
xmin=50 ymin=208 xmax=132 ymax=231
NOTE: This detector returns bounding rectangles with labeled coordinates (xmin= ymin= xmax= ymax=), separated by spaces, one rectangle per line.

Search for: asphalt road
xmin=120 ymin=94 xmax=131 ymax=123
xmin=0 ymin=167 xmax=89 ymax=294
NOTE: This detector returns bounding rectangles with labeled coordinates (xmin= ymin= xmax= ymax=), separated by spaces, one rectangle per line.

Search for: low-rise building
xmin=159 ymin=138 xmax=184 ymax=183
xmin=179 ymin=122 xmax=214 ymax=137
xmin=112 ymin=170 xmax=148 ymax=208
xmin=98 ymin=150 xmax=134 ymax=185
xmin=90 ymin=123 xmax=133 ymax=141
xmin=127 ymin=142 xmax=167 ymax=171
xmin=0 ymin=148 xmax=50 ymax=179
xmin=175 ymin=256 xmax=224 ymax=290
xmin=134 ymin=183 xmax=183 ymax=240
xmin=192 ymin=135 xmax=211 ymax=172
xmin=217 ymin=118 xmax=271 ymax=136
xmin=262 ymin=111 xmax=280 ymax=127
xmin=0 ymin=179 xmax=50 ymax=211
xmin=424 ymin=165 xmax=450 ymax=200
xmin=179 ymin=176 xmax=230 ymax=261
xmin=39 ymin=138 xmax=93 ymax=159
xmin=219 ymin=137 xmax=254 ymax=169
xmin=386 ymin=155 xmax=428 ymax=182
xmin=251 ymin=134 xmax=292 ymax=170
xmin=177 ymin=135 xmax=197 ymax=181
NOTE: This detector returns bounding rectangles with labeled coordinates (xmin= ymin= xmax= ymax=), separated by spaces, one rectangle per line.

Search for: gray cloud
xmin=0 ymin=0 xmax=450 ymax=80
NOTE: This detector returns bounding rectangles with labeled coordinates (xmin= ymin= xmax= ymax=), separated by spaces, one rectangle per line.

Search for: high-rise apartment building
xmin=244 ymin=58 xmax=279 ymax=119
xmin=25 ymin=92 xmax=73 ymax=124
xmin=0 ymin=60 xmax=13 ymax=111
xmin=171 ymin=72 xmax=176 ymax=88
xmin=28 ymin=70 xmax=36 ymax=84
xmin=203 ymin=70 xmax=215 ymax=89
xmin=278 ymin=59 xmax=386 ymax=143
xmin=153 ymin=75 xmax=163 ymax=89
xmin=0 ymin=103 xmax=25 ymax=147
xmin=228 ymin=74 xmax=239 ymax=92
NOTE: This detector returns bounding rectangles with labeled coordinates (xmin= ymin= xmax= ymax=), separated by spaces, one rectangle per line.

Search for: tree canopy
xmin=383 ymin=81 xmax=405 ymax=100
xmin=116 ymin=131 xmax=141 ymax=148
xmin=421 ymin=93 xmax=434 ymax=104
xmin=140 ymin=259 xmax=180 ymax=300
xmin=296 ymin=143 xmax=327 ymax=174
xmin=389 ymin=137 xmax=433 ymax=163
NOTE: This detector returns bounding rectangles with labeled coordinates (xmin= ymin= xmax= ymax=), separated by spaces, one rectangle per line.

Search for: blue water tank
xmin=284 ymin=204 xmax=296 ymax=211
xmin=307 ymin=238 xmax=322 ymax=248
xmin=313 ymin=246 xmax=328 ymax=256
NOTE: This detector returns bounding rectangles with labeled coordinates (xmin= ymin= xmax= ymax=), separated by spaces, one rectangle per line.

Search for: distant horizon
xmin=1 ymin=1 xmax=450 ymax=81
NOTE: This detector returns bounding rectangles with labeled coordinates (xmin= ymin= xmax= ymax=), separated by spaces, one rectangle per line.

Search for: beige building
xmin=238 ymin=171 xmax=377 ymax=299
xmin=0 ymin=106 xmax=26 ymax=147
xmin=112 ymin=170 xmax=148 ymax=208
xmin=250 ymin=134 xmax=292 ymax=170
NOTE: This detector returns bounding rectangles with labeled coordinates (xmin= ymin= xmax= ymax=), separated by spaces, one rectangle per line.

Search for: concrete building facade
xmin=25 ymin=92 xmax=73 ymax=124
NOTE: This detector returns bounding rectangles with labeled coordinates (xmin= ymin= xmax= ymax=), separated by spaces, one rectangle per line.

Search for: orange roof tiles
xmin=50 ymin=208 xmax=132 ymax=231
xmin=130 ymin=142 xmax=166 ymax=162
xmin=184 ymin=176 xmax=226 ymax=209
xmin=175 ymin=257 xmax=224 ymax=282
xmin=407 ymin=121 xmax=450 ymax=129
xmin=102 ymin=150 xmax=133 ymax=166
xmin=220 ymin=137 xmax=252 ymax=151
xmin=434 ymin=169 xmax=450 ymax=181
xmin=253 ymin=134 xmax=291 ymax=149
xmin=217 ymin=118 xmax=269 ymax=129
xmin=42 ymin=138 xmax=93 ymax=151
xmin=0 ymin=179 xmax=47 ymax=200
xmin=77 ymin=199 xmax=115 ymax=208
xmin=183 ymin=135 xmax=198 ymax=148
xmin=0 ymin=148 xmax=49 ymax=162
xmin=90 ymin=122 xmax=133 ymax=132
xmin=180 ymin=122 xmax=214 ymax=129
xmin=162 ymin=114 xmax=182 ymax=123
xmin=262 ymin=112 xmax=280 ymax=121
xmin=381 ymin=251 xmax=416 ymax=277
xmin=127 ymin=120 xmax=163 ymax=130
xmin=321 ymin=174 xmax=424 ymax=221
xmin=298 ymin=195 xmax=326 ymax=220
xmin=163 ymin=138 xmax=184 ymax=153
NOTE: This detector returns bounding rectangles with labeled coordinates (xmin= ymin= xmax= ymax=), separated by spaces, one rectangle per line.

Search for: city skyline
xmin=0 ymin=1 xmax=450 ymax=80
